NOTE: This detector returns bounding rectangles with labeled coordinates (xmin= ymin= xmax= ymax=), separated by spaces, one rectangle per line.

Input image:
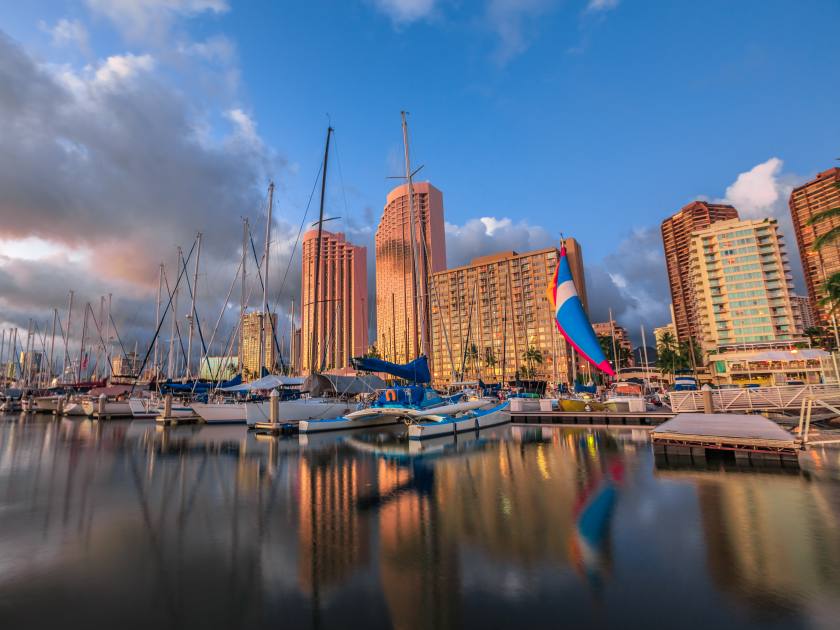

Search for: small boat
xmin=559 ymin=396 xmax=607 ymax=413
xmin=31 ymin=395 xmax=64 ymax=414
xmin=62 ymin=400 xmax=88 ymax=416
xmin=192 ymin=401 xmax=247 ymax=424
xmin=604 ymin=382 xmax=647 ymax=413
xmin=407 ymin=401 xmax=511 ymax=440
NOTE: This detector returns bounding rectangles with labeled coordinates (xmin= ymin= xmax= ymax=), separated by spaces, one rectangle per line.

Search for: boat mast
xmin=105 ymin=293 xmax=112 ymax=379
xmin=78 ymin=305 xmax=88 ymax=383
xmin=400 ymin=111 xmax=428 ymax=360
xmin=289 ymin=298 xmax=295 ymax=375
xmin=154 ymin=264 xmax=163 ymax=378
xmin=260 ymin=183 xmax=274 ymax=377
xmin=62 ymin=290 xmax=73 ymax=382
xmin=641 ymin=324 xmax=651 ymax=387
xmin=186 ymin=232 xmax=202 ymax=379
xmin=608 ymin=307 xmax=619 ymax=376
xmin=310 ymin=126 xmax=332 ymax=374
xmin=48 ymin=308 xmax=57 ymax=385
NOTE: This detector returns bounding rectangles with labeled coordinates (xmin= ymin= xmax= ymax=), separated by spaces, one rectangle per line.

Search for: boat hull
xmin=299 ymin=413 xmax=402 ymax=433
xmin=81 ymin=400 xmax=133 ymax=417
xmin=408 ymin=402 xmax=511 ymax=440
xmin=560 ymin=398 xmax=607 ymax=413
xmin=246 ymin=399 xmax=355 ymax=427
xmin=192 ymin=402 xmax=246 ymax=424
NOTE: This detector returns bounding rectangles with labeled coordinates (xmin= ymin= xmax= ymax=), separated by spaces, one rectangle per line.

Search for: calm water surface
xmin=1 ymin=414 xmax=839 ymax=629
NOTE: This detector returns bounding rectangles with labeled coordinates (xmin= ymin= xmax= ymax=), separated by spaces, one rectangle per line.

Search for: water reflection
xmin=1 ymin=415 xmax=839 ymax=629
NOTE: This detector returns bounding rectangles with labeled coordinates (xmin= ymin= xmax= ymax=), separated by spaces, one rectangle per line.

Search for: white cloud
xmin=93 ymin=53 xmax=155 ymax=85
xmin=486 ymin=0 xmax=555 ymax=64
xmin=722 ymin=156 xmax=784 ymax=218
xmin=178 ymin=34 xmax=236 ymax=63
xmin=85 ymin=0 xmax=229 ymax=41
xmin=445 ymin=216 xmax=555 ymax=268
xmin=586 ymin=0 xmax=620 ymax=12
xmin=372 ymin=0 xmax=436 ymax=24
xmin=225 ymin=108 xmax=259 ymax=145
xmin=40 ymin=18 xmax=91 ymax=55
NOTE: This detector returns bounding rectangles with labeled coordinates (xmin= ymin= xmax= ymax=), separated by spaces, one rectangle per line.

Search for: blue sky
xmin=2 ymin=0 xmax=839 ymax=343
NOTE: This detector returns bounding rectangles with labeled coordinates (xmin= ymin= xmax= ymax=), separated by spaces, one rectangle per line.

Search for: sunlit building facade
xmin=375 ymin=182 xmax=446 ymax=365
xmin=300 ymin=229 xmax=368 ymax=373
xmin=239 ymin=311 xmax=276 ymax=378
xmin=662 ymin=201 xmax=739 ymax=342
xmin=788 ymin=167 xmax=840 ymax=326
xmin=428 ymin=242 xmax=586 ymax=386
xmin=689 ymin=217 xmax=801 ymax=355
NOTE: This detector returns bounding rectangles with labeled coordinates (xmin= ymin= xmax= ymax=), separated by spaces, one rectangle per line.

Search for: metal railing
xmin=669 ymin=384 xmax=840 ymax=413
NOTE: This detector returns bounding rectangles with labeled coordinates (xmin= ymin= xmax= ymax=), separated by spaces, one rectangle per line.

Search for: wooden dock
xmin=154 ymin=415 xmax=200 ymax=426
xmin=511 ymin=410 xmax=674 ymax=426
xmin=651 ymin=413 xmax=799 ymax=466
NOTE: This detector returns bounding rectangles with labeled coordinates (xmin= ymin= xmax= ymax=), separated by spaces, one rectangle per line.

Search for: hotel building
xmin=788 ymin=167 xmax=840 ymax=325
xmin=790 ymin=295 xmax=815 ymax=332
xmin=375 ymin=182 xmax=447 ymax=364
xmin=239 ymin=311 xmax=276 ymax=378
xmin=428 ymin=242 xmax=586 ymax=386
xmin=592 ymin=320 xmax=634 ymax=367
xmin=300 ymin=229 xmax=368 ymax=373
xmin=662 ymin=201 xmax=739 ymax=342
xmin=689 ymin=217 xmax=800 ymax=355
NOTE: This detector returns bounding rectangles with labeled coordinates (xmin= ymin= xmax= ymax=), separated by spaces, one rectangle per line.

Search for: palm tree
xmin=522 ymin=346 xmax=543 ymax=378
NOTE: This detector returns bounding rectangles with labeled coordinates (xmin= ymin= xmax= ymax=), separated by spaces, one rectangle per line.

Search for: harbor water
xmin=1 ymin=414 xmax=839 ymax=629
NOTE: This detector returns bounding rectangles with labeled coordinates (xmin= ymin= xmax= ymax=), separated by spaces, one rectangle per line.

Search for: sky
xmin=1 ymin=0 xmax=840 ymax=357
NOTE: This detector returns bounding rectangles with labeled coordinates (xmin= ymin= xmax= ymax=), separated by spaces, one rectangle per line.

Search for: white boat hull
xmin=32 ymin=396 xmax=63 ymax=413
xmin=299 ymin=412 xmax=402 ymax=433
xmin=192 ymin=402 xmax=246 ymax=424
xmin=245 ymin=399 xmax=355 ymax=427
xmin=62 ymin=402 xmax=89 ymax=416
xmin=408 ymin=402 xmax=511 ymax=440
xmin=81 ymin=400 xmax=133 ymax=417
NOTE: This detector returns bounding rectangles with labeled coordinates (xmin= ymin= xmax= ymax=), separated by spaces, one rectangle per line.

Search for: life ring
xmin=385 ymin=389 xmax=398 ymax=402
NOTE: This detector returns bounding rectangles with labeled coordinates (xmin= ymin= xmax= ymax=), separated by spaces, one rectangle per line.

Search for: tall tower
xmin=301 ymin=229 xmax=368 ymax=373
xmin=661 ymin=201 xmax=739 ymax=342
xmin=375 ymin=182 xmax=446 ymax=364
xmin=788 ymin=167 xmax=840 ymax=326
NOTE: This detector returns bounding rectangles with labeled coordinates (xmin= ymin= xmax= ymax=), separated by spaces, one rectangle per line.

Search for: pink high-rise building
xmin=375 ymin=182 xmax=446 ymax=364
xmin=301 ymin=229 xmax=368 ymax=373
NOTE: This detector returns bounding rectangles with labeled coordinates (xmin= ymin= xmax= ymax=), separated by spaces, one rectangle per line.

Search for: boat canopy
xmin=220 ymin=374 xmax=305 ymax=392
xmin=351 ymin=355 xmax=431 ymax=384
xmin=160 ymin=374 xmax=242 ymax=392
xmin=302 ymin=374 xmax=386 ymax=397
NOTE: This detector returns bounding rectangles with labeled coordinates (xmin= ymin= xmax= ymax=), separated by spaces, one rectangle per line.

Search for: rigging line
xmin=248 ymin=231 xmax=286 ymax=370
xmin=272 ymin=160 xmax=323 ymax=316
xmin=129 ymin=239 xmax=197 ymax=394
xmin=190 ymin=256 xmax=243 ymax=394
xmin=331 ymin=130 xmax=352 ymax=234
xmin=177 ymin=248 xmax=211 ymax=371
xmin=108 ymin=312 xmax=130 ymax=364
xmin=162 ymin=259 xmax=193 ymax=374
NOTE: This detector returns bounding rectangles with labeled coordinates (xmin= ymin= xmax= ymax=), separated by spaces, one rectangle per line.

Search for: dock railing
xmin=797 ymin=389 xmax=840 ymax=446
xmin=669 ymin=384 xmax=840 ymax=413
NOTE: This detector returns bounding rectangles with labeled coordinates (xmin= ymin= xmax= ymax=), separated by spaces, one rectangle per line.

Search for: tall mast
xmin=63 ymin=290 xmax=73 ymax=382
xmin=154 ymin=264 xmax=163 ymax=378
xmin=260 ymin=183 xmax=274 ymax=377
xmin=289 ymin=298 xmax=295 ymax=375
xmin=187 ymin=232 xmax=202 ymax=379
xmin=24 ymin=319 xmax=33 ymax=386
xmin=310 ymin=126 xmax=332 ymax=374
xmin=78 ymin=305 xmax=88 ymax=382
xmin=48 ymin=308 xmax=57 ymax=385
xmin=608 ymin=307 xmax=619 ymax=375
xmin=0 ymin=329 xmax=5 ymax=383
xmin=400 ymin=111 xmax=428 ymax=360
xmin=241 ymin=218 xmax=248 ymax=323
xmin=105 ymin=293 xmax=112 ymax=379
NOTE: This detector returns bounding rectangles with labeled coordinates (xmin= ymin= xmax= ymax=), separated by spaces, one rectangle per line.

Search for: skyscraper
xmin=239 ymin=311 xmax=276 ymax=379
xmin=428 ymin=242 xmax=587 ymax=386
xmin=375 ymin=182 xmax=446 ymax=364
xmin=300 ymin=229 xmax=368 ymax=374
xmin=689 ymin=217 xmax=800 ymax=355
xmin=788 ymin=167 xmax=840 ymax=326
xmin=661 ymin=201 xmax=739 ymax=342
xmin=790 ymin=295 xmax=815 ymax=332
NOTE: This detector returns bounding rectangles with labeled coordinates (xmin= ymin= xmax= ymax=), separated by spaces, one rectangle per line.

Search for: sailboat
xmin=546 ymin=243 xmax=615 ymax=412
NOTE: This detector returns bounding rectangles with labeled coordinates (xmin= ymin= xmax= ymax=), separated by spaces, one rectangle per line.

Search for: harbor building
xmin=428 ymin=242 xmax=586 ymax=386
xmin=300 ymin=229 xmax=368 ymax=374
xmin=788 ymin=167 xmax=840 ymax=326
xmin=790 ymin=294 xmax=815 ymax=332
xmin=688 ymin=217 xmax=802 ymax=356
xmin=662 ymin=201 xmax=739 ymax=342
xmin=375 ymin=182 xmax=447 ymax=365
xmin=239 ymin=311 xmax=276 ymax=379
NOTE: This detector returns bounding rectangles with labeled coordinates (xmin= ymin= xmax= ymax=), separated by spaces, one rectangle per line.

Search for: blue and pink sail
xmin=547 ymin=245 xmax=616 ymax=377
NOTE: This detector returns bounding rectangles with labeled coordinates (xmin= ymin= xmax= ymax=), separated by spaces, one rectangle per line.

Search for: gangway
xmin=669 ymin=384 xmax=840 ymax=414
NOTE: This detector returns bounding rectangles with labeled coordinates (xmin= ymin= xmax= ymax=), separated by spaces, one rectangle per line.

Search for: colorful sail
xmin=547 ymin=246 xmax=616 ymax=376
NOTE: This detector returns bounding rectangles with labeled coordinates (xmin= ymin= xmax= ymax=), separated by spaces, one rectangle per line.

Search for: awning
xmin=301 ymin=374 xmax=386 ymax=397
xmin=220 ymin=374 xmax=305 ymax=392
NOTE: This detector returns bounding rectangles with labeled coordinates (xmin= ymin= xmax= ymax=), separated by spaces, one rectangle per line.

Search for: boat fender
xmin=385 ymin=389 xmax=397 ymax=402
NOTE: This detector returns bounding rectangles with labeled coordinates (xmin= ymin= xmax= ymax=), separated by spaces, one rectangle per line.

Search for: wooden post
xmin=701 ymin=384 xmax=714 ymax=414
xmin=163 ymin=394 xmax=172 ymax=419
xmin=270 ymin=388 xmax=279 ymax=424
xmin=97 ymin=393 xmax=106 ymax=418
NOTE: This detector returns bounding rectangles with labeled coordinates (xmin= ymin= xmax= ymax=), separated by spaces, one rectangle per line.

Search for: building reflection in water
xmin=2 ymin=416 xmax=840 ymax=629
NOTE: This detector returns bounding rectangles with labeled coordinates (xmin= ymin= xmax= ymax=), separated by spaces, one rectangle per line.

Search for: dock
xmin=511 ymin=410 xmax=674 ymax=426
xmin=651 ymin=413 xmax=799 ymax=466
xmin=154 ymin=415 xmax=200 ymax=426
xmin=252 ymin=421 xmax=298 ymax=435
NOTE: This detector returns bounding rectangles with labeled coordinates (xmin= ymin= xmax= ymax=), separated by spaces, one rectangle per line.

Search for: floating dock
xmin=651 ymin=413 xmax=799 ymax=466
xmin=511 ymin=410 xmax=674 ymax=426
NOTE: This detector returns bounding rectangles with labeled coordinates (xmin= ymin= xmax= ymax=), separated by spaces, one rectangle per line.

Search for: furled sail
xmin=351 ymin=355 xmax=432 ymax=383
xmin=547 ymin=245 xmax=616 ymax=376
